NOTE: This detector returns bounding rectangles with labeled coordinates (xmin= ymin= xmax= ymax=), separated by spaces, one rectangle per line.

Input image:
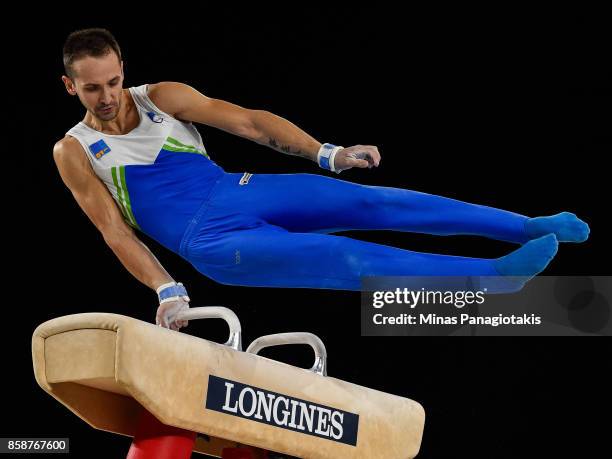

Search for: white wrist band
xmin=156 ymin=281 xmax=190 ymax=304
xmin=317 ymin=143 xmax=344 ymax=173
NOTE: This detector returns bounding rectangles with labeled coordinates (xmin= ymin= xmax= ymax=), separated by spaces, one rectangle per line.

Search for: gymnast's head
xmin=61 ymin=28 xmax=124 ymax=121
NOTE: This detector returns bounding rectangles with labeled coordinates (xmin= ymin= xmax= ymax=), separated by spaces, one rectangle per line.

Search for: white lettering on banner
xmin=221 ymin=382 xmax=346 ymax=439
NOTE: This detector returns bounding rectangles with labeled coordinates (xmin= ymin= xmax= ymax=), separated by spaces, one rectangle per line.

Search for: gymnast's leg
xmin=213 ymin=173 xmax=589 ymax=244
xmin=183 ymin=222 xmax=559 ymax=291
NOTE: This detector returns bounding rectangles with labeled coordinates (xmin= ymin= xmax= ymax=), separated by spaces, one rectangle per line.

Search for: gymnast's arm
xmin=147 ymin=81 xmax=323 ymax=161
xmin=52 ymin=137 xmax=175 ymax=291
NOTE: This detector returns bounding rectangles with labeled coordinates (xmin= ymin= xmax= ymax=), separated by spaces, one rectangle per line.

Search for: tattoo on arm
xmin=268 ymin=137 xmax=306 ymax=157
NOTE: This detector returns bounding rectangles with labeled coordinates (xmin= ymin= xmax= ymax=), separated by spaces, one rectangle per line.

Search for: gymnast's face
xmin=62 ymin=51 xmax=125 ymax=122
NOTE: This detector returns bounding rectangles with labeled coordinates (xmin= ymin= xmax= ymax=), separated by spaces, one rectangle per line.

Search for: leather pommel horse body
xmin=32 ymin=308 xmax=425 ymax=458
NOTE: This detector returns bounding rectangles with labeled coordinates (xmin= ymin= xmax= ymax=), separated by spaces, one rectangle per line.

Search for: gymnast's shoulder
xmin=53 ymin=135 xmax=84 ymax=162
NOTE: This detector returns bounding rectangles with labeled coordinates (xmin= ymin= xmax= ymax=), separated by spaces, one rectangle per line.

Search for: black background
xmin=3 ymin=6 xmax=611 ymax=458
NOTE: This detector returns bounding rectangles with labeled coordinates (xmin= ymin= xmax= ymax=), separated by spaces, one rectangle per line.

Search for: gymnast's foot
xmin=525 ymin=212 xmax=590 ymax=243
xmin=494 ymin=234 xmax=559 ymax=277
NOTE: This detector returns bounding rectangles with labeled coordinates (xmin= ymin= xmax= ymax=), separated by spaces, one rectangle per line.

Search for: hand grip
xmin=246 ymin=332 xmax=327 ymax=376
xmin=175 ymin=306 xmax=242 ymax=351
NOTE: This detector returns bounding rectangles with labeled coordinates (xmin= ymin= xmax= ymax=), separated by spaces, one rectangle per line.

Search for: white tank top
xmin=65 ymin=84 xmax=225 ymax=253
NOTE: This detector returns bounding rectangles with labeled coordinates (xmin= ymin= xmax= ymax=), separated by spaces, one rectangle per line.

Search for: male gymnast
xmin=54 ymin=29 xmax=590 ymax=330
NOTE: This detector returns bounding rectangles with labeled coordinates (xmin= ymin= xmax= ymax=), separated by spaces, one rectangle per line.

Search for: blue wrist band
xmin=317 ymin=143 xmax=343 ymax=173
xmin=157 ymin=282 xmax=189 ymax=303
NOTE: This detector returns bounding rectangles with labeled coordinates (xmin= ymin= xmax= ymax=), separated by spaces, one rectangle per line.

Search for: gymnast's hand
xmin=156 ymin=298 xmax=190 ymax=331
xmin=334 ymin=145 xmax=381 ymax=172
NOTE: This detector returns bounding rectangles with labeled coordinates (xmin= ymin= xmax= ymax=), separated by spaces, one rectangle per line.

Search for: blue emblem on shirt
xmin=88 ymin=139 xmax=111 ymax=160
xmin=147 ymin=111 xmax=164 ymax=123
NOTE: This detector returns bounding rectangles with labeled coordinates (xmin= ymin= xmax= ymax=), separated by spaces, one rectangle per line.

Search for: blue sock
xmin=525 ymin=212 xmax=590 ymax=242
xmin=494 ymin=234 xmax=559 ymax=277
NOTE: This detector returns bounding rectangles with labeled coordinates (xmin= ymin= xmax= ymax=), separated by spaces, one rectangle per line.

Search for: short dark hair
xmin=63 ymin=28 xmax=122 ymax=78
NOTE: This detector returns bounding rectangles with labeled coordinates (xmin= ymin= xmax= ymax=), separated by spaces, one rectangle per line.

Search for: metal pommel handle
xmin=246 ymin=332 xmax=327 ymax=376
xmin=175 ymin=306 xmax=242 ymax=351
